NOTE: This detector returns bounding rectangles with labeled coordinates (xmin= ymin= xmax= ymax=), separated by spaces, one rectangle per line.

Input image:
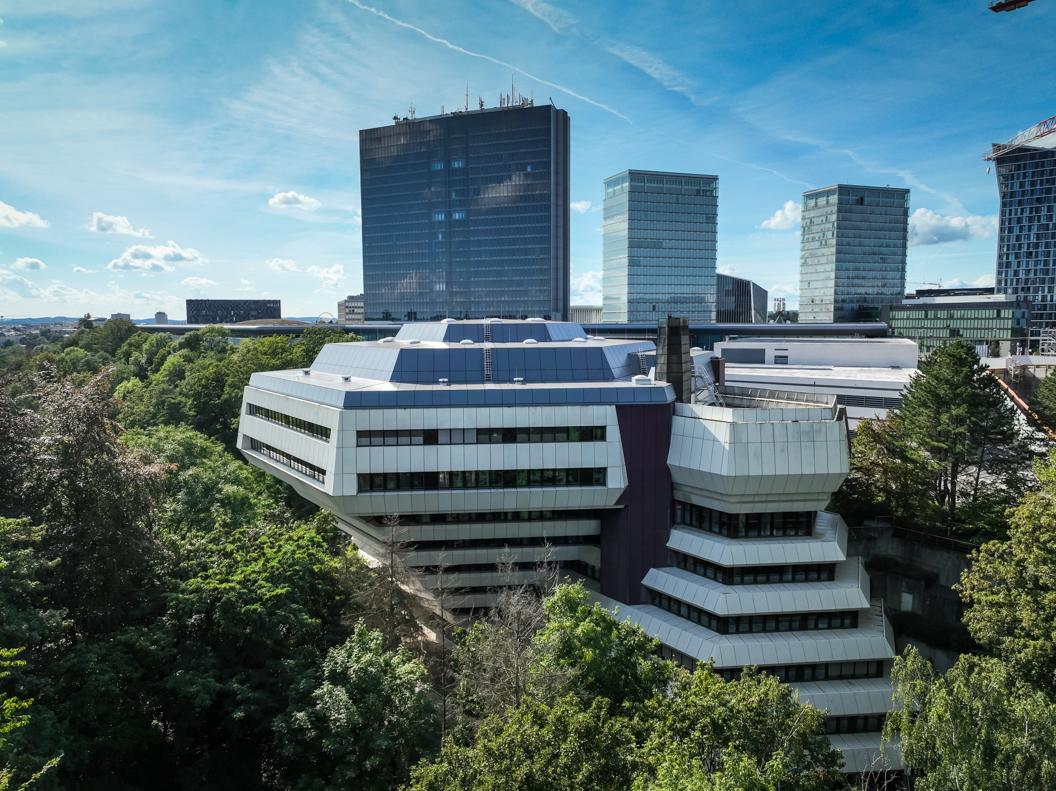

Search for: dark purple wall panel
xmin=600 ymin=403 xmax=674 ymax=604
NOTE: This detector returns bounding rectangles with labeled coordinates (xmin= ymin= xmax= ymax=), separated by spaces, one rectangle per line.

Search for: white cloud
xmin=13 ymin=257 xmax=46 ymax=270
xmin=107 ymin=240 xmax=205 ymax=272
xmin=909 ymin=208 xmax=998 ymax=247
xmin=0 ymin=200 xmax=48 ymax=229
xmin=88 ymin=211 xmax=152 ymax=238
xmin=181 ymin=276 xmax=216 ymax=288
xmin=236 ymin=277 xmax=255 ymax=293
xmin=570 ymin=200 xmax=592 ymax=214
xmin=268 ymin=190 xmax=321 ymax=211
xmin=0 ymin=268 xmax=41 ymax=300
xmin=267 ymin=257 xmax=300 ymax=272
xmin=307 ymin=263 xmax=344 ymax=289
xmin=759 ymin=200 xmax=802 ymax=231
xmin=72 ymin=266 xmax=96 ymax=274
xmin=509 ymin=0 xmax=577 ymax=34
xmin=717 ymin=264 xmax=737 ymax=276
xmin=939 ymin=274 xmax=997 ymax=289
xmin=571 ymin=270 xmax=602 ymax=305
xmin=604 ymin=42 xmax=701 ymax=105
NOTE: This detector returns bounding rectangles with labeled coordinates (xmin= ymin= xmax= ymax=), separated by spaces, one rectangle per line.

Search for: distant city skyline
xmin=0 ymin=1 xmax=1052 ymax=319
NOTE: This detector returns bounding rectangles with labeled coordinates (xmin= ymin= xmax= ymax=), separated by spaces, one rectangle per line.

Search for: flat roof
xmin=724 ymin=364 xmax=916 ymax=385
xmin=716 ymin=336 xmax=915 ymax=345
xmin=605 ymin=169 xmax=719 ymax=181
xmin=803 ymin=183 xmax=910 ymax=195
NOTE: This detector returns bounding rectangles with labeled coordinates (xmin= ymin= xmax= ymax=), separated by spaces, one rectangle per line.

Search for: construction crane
xmin=989 ymin=0 xmax=1035 ymax=12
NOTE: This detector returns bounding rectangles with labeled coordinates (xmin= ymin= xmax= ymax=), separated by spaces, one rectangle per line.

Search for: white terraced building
xmin=238 ymin=318 xmax=899 ymax=774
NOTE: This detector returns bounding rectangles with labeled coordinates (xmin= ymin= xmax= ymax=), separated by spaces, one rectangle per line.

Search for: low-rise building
xmin=238 ymin=319 xmax=898 ymax=773
xmin=338 ymin=294 xmax=365 ymax=324
xmin=882 ymin=288 xmax=1030 ymax=357
xmin=715 ymin=274 xmax=767 ymax=323
xmin=712 ymin=338 xmax=918 ymax=428
xmin=569 ymin=305 xmax=602 ymax=324
xmin=186 ymin=299 xmax=281 ymax=325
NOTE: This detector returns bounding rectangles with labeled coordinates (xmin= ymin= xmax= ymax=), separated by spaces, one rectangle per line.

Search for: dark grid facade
xmin=359 ymin=104 xmax=570 ymax=322
xmin=992 ymin=146 xmax=1056 ymax=343
xmin=799 ymin=185 xmax=909 ymax=323
xmin=716 ymin=273 xmax=768 ymax=323
xmin=186 ymin=299 xmax=281 ymax=324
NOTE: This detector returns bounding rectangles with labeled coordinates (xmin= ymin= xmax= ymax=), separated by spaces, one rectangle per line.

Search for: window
xmin=452 ymin=209 xmax=466 ymax=220
xmin=649 ymin=590 xmax=857 ymax=634
xmin=247 ymin=404 xmax=331 ymax=440
xmin=774 ymin=355 xmax=789 ymax=365
xmin=431 ymin=160 xmax=444 ymax=170
xmin=433 ymin=210 xmax=445 ymax=222
xmin=673 ymin=501 xmax=813 ymax=538
xmin=357 ymin=467 xmax=606 ymax=492
xmin=450 ymin=158 xmax=465 ymax=168
xmin=357 ymin=426 xmax=607 ymax=447
xmin=671 ymin=551 xmax=836 ymax=585
xmin=248 ymin=438 xmax=326 ymax=483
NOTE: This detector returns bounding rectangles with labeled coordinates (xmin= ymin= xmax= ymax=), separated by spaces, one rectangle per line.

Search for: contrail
xmin=345 ymin=0 xmax=630 ymax=123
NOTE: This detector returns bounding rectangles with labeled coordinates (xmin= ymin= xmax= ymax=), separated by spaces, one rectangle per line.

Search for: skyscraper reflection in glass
xmin=359 ymin=102 xmax=570 ymax=321
xmin=602 ymin=170 xmax=718 ymax=322
xmin=988 ymin=115 xmax=1056 ymax=345
xmin=799 ymin=184 xmax=909 ymax=323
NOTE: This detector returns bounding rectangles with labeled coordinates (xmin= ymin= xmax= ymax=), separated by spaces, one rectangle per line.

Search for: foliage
xmin=886 ymin=647 xmax=1056 ymax=791
xmin=1032 ymin=371 xmax=1056 ymax=430
xmin=409 ymin=695 xmax=639 ymax=791
xmin=530 ymin=584 xmax=671 ymax=708
xmin=270 ymin=624 xmax=438 ymax=791
xmin=835 ymin=341 xmax=1030 ymax=536
xmin=959 ymin=450 xmax=1056 ymax=696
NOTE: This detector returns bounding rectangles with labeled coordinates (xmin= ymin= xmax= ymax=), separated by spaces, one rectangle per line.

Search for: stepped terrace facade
xmin=238 ymin=318 xmax=898 ymax=773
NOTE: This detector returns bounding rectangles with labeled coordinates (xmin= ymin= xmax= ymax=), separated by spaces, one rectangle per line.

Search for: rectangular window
xmin=248 ymin=438 xmax=326 ymax=483
xmin=247 ymin=404 xmax=331 ymax=441
xmin=356 ymin=467 xmax=606 ymax=492
xmin=357 ymin=426 xmax=606 ymax=447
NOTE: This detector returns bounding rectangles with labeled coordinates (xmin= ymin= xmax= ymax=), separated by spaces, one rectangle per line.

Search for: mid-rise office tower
xmin=239 ymin=318 xmax=898 ymax=774
xmin=799 ymin=185 xmax=909 ymax=323
xmin=987 ymin=114 xmax=1056 ymax=345
xmin=359 ymin=100 xmax=570 ymax=322
xmin=602 ymin=170 xmax=718 ymax=322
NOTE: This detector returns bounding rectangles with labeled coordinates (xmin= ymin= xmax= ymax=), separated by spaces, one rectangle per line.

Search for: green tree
xmin=269 ymin=624 xmax=438 ymax=791
xmin=297 ymin=326 xmax=353 ymax=367
xmin=1032 ymin=370 xmax=1056 ymax=429
xmin=530 ymin=584 xmax=671 ymax=708
xmin=636 ymin=666 xmax=842 ymax=791
xmin=22 ymin=370 xmax=165 ymax=635
xmin=959 ymin=450 xmax=1056 ymax=696
xmin=409 ymin=695 xmax=639 ymax=791
xmin=885 ymin=647 xmax=1056 ymax=791
xmin=0 ymin=649 xmax=59 ymax=791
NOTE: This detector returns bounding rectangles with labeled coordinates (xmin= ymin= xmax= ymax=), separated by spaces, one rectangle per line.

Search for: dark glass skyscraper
xmin=715 ymin=273 xmax=767 ymax=323
xmin=988 ymin=115 xmax=1056 ymax=345
xmin=602 ymin=170 xmax=718 ymax=322
xmin=799 ymin=184 xmax=909 ymax=323
xmin=359 ymin=102 xmax=570 ymax=321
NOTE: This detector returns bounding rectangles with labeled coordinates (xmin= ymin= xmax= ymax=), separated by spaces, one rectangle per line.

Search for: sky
xmin=0 ymin=0 xmax=1052 ymax=320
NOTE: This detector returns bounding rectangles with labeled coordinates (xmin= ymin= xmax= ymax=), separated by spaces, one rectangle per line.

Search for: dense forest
xmin=1 ymin=323 xmax=1054 ymax=790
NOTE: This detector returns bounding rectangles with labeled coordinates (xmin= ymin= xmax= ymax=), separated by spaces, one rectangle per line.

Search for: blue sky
xmin=0 ymin=0 xmax=1052 ymax=319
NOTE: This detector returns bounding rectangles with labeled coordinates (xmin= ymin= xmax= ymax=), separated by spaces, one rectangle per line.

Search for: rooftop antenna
xmin=408 ymin=103 xmax=416 ymax=120
xmin=478 ymin=96 xmax=485 ymax=110
xmin=465 ymin=83 xmax=469 ymax=112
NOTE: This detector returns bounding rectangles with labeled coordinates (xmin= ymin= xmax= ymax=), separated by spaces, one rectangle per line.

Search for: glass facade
xmin=602 ymin=170 xmax=718 ymax=322
xmin=882 ymin=295 xmax=1030 ymax=356
xmin=799 ymin=185 xmax=909 ymax=323
xmin=359 ymin=104 xmax=570 ymax=321
xmin=186 ymin=299 xmax=281 ymax=324
xmin=993 ymin=147 xmax=1056 ymax=343
xmin=715 ymin=273 xmax=767 ymax=323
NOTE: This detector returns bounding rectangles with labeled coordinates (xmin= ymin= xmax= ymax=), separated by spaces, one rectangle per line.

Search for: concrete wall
xmin=849 ymin=521 xmax=974 ymax=672
xmin=716 ymin=338 xmax=918 ymax=368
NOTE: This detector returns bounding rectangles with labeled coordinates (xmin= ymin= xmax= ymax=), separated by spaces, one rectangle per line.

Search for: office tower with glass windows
xmin=602 ymin=170 xmax=718 ymax=322
xmin=715 ymin=273 xmax=768 ymax=323
xmin=799 ymin=185 xmax=909 ymax=323
xmin=987 ymin=115 xmax=1056 ymax=345
xmin=359 ymin=101 xmax=570 ymax=322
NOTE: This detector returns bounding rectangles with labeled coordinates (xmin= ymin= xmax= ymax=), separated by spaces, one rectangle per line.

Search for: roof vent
xmin=591 ymin=336 xmax=606 ymax=341
xmin=438 ymin=378 xmax=450 ymax=386
xmin=406 ymin=339 xmax=421 ymax=345
xmin=302 ymin=369 xmax=311 ymax=376
xmin=459 ymin=339 xmax=474 ymax=345
xmin=341 ymin=375 xmax=351 ymax=382
xmin=513 ymin=376 xmax=526 ymax=385
xmin=690 ymin=346 xmax=703 ymax=353
xmin=632 ymin=374 xmax=652 ymax=386
xmin=526 ymin=317 xmax=544 ymax=322
xmin=441 ymin=318 xmax=456 ymax=323
xmin=573 ymin=337 xmax=588 ymax=343
xmin=523 ymin=338 xmax=539 ymax=344
xmin=380 ymin=337 xmax=395 ymax=343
